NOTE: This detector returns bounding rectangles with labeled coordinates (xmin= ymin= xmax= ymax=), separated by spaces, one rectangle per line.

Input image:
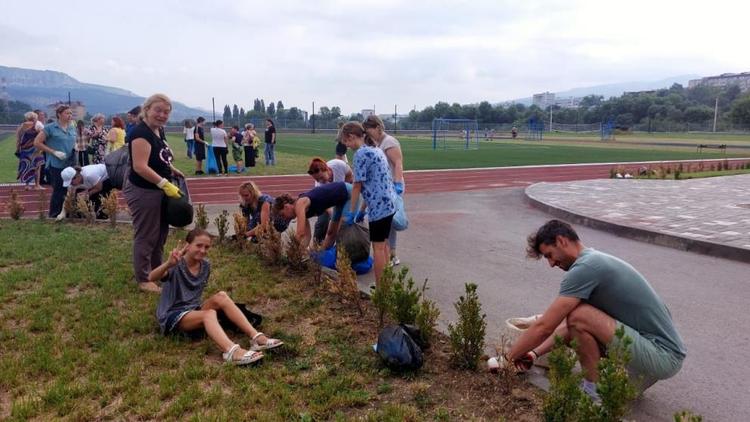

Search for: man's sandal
xmin=250 ymin=332 xmax=284 ymax=351
xmin=222 ymin=343 xmax=263 ymax=365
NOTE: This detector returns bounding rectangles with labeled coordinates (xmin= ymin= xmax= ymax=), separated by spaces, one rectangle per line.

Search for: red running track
xmin=0 ymin=159 xmax=741 ymax=216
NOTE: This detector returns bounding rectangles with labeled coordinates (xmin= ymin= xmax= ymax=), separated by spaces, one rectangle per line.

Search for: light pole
xmin=713 ymin=97 xmax=719 ymax=132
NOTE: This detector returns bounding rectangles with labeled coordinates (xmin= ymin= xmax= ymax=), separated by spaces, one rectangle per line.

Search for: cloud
xmin=2 ymin=0 xmax=750 ymax=113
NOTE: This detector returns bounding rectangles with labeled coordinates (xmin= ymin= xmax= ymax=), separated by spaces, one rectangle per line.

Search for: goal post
xmin=431 ymin=118 xmax=480 ymax=150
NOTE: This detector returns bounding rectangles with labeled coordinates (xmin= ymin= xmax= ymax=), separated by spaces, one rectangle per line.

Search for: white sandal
xmin=222 ymin=343 xmax=263 ymax=365
xmin=250 ymin=332 xmax=284 ymax=351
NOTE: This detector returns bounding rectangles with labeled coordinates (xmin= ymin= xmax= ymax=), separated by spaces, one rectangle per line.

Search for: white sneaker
xmin=390 ymin=256 xmax=400 ymax=266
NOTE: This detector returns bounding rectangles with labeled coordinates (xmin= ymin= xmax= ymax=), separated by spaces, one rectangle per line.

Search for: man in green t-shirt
xmin=507 ymin=220 xmax=686 ymax=399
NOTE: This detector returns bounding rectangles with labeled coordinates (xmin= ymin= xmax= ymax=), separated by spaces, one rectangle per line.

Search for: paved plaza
xmin=526 ymin=174 xmax=750 ymax=262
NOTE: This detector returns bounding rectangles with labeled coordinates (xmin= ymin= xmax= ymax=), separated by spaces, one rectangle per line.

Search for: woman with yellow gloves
xmin=123 ymin=93 xmax=185 ymax=293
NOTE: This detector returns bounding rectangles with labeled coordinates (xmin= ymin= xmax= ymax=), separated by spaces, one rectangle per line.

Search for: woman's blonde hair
xmin=24 ymin=111 xmax=38 ymax=122
xmin=140 ymin=93 xmax=172 ymax=120
xmin=238 ymin=180 xmax=261 ymax=205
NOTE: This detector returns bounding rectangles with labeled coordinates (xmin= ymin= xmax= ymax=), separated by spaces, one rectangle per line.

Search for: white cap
xmin=61 ymin=167 xmax=76 ymax=187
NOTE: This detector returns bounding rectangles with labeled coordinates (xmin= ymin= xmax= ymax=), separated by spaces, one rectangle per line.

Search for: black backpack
xmin=104 ymin=147 xmax=130 ymax=189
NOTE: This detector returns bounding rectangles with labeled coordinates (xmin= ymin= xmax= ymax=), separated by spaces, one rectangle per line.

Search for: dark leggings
xmin=214 ymin=146 xmax=229 ymax=174
xmin=77 ymin=151 xmax=90 ymax=166
xmin=244 ymin=146 xmax=256 ymax=167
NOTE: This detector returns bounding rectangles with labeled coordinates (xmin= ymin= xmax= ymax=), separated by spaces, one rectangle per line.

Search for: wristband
xmin=156 ymin=178 xmax=168 ymax=188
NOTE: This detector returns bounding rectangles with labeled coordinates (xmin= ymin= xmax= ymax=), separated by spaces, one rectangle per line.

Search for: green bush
xmin=371 ymin=267 xmax=440 ymax=346
xmin=415 ymin=293 xmax=440 ymax=347
xmin=388 ymin=267 xmax=421 ymax=325
xmin=542 ymin=327 xmax=637 ymax=422
xmin=447 ymin=283 xmax=486 ymax=370
xmin=371 ymin=266 xmax=396 ymax=328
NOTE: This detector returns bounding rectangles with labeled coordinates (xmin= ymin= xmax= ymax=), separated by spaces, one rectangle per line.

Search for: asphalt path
xmin=355 ymin=187 xmax=749 ymax=421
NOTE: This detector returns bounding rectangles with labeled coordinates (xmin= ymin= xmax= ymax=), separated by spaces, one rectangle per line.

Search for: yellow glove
xmin=157 ymin=178 xmax=182 ymax=198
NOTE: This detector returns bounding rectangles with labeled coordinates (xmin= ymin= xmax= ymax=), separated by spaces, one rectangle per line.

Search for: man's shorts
xmin=608 ymin=322 xmax=683 ymax=391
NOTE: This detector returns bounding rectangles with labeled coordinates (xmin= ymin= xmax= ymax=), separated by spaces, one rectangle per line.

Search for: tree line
xmin=400 ymin=83 xmax=750 ymax=131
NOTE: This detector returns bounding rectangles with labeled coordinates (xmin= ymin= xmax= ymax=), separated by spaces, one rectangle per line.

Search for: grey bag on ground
xmin=336 ymin=223 xmax=371 ymax=263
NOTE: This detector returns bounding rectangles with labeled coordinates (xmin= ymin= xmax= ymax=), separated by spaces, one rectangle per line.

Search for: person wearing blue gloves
xmin=341 ymin=121 xmax=397 ymax=287
xmin=272 ymin=181 xmax=360 ymax=250
xmin=363 ymin=115 xmax=405 ymax=266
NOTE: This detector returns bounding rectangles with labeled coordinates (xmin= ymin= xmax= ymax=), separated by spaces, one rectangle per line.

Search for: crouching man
xmin=506 ymin=219 xmax=686 ymax=400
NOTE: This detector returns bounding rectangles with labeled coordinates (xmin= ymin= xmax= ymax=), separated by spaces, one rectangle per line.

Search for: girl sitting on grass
xmin=152 ymin=228 xmax=283 ymax=365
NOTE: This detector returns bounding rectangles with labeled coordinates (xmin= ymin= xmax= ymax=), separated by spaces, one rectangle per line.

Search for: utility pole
xmin=549 ymin=105 xmax=553 ymax=132
xmin=393 ymin=104 xmax=397 ymax=134
xmin=212 ymin=97 xmax=216 ymax=122
xmin=67 ymin=91 xmax=71 ymax=106
xmin=311 ymin=101 xmax=315 ymax=134
xmin=712 ymin=97 xmax=719 ymax=132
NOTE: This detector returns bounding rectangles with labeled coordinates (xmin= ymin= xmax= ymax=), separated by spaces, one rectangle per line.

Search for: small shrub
xmin=674 ymin=168 xmax=681 ymax=180
xmin=543 ymin=326 xmax=637 ymax=421
xmin=213 ymin=210 xmax=229 ymax=243
xmin=256 ymin=223 xmax=282 ymax=266
xmin=284 ymin=229 xmax=308 ymax=273
xmin=327 ymin=247 xmax=363 ymax=315
xmin=543 ymin=337 xmax=587 ymax=421
xmin=371 ymin=266 xmax=395 ymax=328
xmin=194 ymin=203 xmax=209 ymax=230
xmin=388 ymin=267 xmax=422 ymax=325
xmin=674 ymin=410 xmax=703 ymax=422
xmin=37 ymin=189 xmax=47 ymax=220
xmin=63 ymin=189 xmax=77 ymax=217
xmin=101 ymin=191 xmax=119 ymax=228
xmin=6 ymin=190 xmax=25 ymax=220
xmin=308 ymin=242 xmax=323 ymax=285
xmin=232 ymin=212 xmax=247 ymax=245
xmin=76 ymin=195 xmax=96 ymax=224
xmin=447 ymin=283 xmax=486 ymax=370
xmin=415 ymin=293 xmax=440 ymax=347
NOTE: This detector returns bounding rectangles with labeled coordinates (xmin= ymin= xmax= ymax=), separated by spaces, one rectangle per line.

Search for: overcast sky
xmin=2 ymin=0 xmax=749 ymax=115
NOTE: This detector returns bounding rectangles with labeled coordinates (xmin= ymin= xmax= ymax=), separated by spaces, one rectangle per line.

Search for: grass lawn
xmin=0 ymin=220 xmax=540 ymax=420
xmin=2 ymin=131 xmax=744 ymax=184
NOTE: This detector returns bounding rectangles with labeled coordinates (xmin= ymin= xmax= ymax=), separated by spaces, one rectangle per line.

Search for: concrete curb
xmin=524 ymin=184 xmax=750 ymax=264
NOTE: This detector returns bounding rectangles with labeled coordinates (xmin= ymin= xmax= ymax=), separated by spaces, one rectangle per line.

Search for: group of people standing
xmin=183 ymin=118 xmax=277 ymax=176
xmin=15 ymin=105 xmax=135 ymax=218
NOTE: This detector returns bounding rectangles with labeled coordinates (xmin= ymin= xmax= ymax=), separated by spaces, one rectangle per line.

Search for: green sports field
xmin=2 ymin=131 xmax=747 ymax=183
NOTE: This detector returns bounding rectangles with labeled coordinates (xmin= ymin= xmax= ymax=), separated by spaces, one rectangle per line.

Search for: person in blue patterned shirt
xmin=341 ymin=121 xmax=397 ymax=287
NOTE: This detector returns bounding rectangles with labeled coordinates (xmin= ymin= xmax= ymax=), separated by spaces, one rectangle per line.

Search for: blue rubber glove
xmin=343 ymin=209 xmax=356 ymax=226
xmin=394 ymin=181 xmax=404 ymax=195
xmin=355 ymin=210 xmax=366 ymax=223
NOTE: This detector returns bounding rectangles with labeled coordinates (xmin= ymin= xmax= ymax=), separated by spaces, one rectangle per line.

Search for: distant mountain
xmin=505 ymin=75 xmax=700 ymax=106
xmin=0 ymin=65 xmax=208 ymax=121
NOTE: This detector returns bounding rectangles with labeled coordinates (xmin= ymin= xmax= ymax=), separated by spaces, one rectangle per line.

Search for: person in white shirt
xmin=306 ymin=157 xmax=353 ymax=243
xmin=210 ymin=120 xmax=229 ymax=175
xmin=61 ymin=164 xmax=114 ymax=219
xmin=183 ymin=120 xmax=195 ymax=159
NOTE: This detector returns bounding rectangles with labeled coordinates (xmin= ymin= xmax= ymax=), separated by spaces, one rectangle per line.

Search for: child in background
xmin=230 ymin=125 xmax=245 ymax=173
xmin=152 ymin=228 xmax=283 ymax=365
